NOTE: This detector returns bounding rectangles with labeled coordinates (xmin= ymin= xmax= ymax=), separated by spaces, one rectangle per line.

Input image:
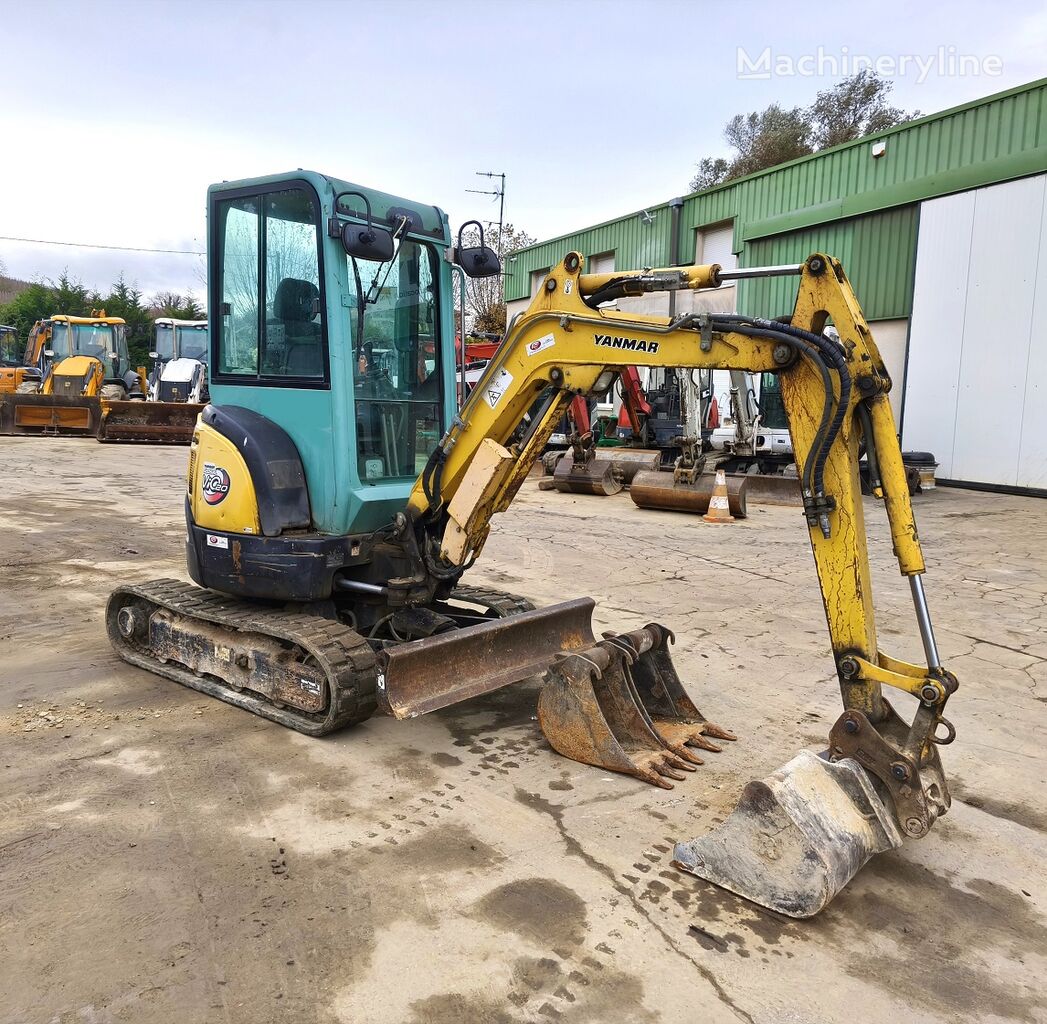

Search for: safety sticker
xmin=299 ymin=677 xmax=322 ymax=697
xmin=206 ymin=534 xmax=229 ymax=549
xmin=484 ymin=368 xmax=514 ymax=408
xmin=202 ymin=462 xmax=231 ymax=505
xmin=525 ymin=333 xmax=556 ymax=357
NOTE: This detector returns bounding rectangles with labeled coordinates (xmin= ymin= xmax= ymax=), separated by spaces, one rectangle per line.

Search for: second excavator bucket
xmin=551 ymin=450 xmax=624 ymax=496
xmin=537 ymin=624 xmax=735 ymax=788
xmin=630 ymin=469 xmax=748 ymax=517
xmin=672 ymin=750 xmax=903 ymax=917
xmin=98 ymin=400 xmax=202 ymax=444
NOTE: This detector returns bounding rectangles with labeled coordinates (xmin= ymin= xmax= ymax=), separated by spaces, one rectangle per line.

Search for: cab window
xmin=349 ymin=240 xmax=442 ymax=481
xmin=215 ymin=186 xmax=327 ymax=383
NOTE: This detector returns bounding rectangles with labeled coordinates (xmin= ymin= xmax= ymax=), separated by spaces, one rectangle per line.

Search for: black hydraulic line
xmin=711 ymin=322 xmax=835 ymax=499
xmin=857 ymin=401 xmax=881 ymax=493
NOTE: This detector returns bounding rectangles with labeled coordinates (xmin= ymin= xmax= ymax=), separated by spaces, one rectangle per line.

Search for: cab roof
xmin=207 ymin=169 xmax=450 ymax=244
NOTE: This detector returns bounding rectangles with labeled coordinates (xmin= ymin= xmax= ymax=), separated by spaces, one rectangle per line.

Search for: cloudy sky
xmin=2 ymin=0 xmax=1044 ymax=302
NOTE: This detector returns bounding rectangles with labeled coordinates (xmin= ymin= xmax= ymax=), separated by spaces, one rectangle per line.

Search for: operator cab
xmin=0 ymin=325 xmax=19 ymax=367
xmin=206 ymin=171 xmax=498 ymax=535
xmin=49 ymin=316 xmax=130 ymax=379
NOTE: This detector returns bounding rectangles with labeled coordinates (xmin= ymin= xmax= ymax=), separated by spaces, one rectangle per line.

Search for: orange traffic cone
xmin=703 ymin=468 xmax=735 ymax=524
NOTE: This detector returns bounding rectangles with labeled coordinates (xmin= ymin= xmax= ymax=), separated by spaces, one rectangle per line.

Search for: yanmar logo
xmin=594 ymin=333 xmax=659 ymax=354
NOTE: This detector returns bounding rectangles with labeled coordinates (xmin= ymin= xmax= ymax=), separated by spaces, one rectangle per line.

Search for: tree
xmin=808 ymin=69 xmax=917 ymax=150
xmin=455 ymin=222 xmax=536 ymax=336
xmin=688 ymin=72 xmax=917 ymax=192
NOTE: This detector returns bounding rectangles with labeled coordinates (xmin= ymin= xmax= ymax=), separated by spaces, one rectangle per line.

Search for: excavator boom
xmin=403 ymin=250 xmax=955 ymax=914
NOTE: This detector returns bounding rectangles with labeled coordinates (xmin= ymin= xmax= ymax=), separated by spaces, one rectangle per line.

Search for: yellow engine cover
xmin=188 ymin=422 xmax=262 ymax=535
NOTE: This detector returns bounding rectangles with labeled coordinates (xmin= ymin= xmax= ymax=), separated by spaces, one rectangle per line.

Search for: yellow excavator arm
xmin=410 ymin=251 xmax=954 ymax=850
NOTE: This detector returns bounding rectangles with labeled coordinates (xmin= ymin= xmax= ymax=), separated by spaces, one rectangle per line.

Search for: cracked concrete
xmin=1 ymin=437 xmax=1045 ymax=1024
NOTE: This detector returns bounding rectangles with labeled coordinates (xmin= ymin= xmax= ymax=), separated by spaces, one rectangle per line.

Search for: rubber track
xmin=450 ymin=584 xmax=535 ymax=618
xmin=107 ymin=579 xmax=377 ymax=737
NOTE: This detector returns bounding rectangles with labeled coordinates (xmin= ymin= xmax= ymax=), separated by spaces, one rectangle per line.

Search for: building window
xmin=696 ymin=222 xmax=737 ymax=272
xmin=587 ymin=251 xmax=615 ymax=276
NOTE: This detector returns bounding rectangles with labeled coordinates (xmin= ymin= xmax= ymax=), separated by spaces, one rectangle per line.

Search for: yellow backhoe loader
xmin=0 ymin=324 xmax=28 ymax=394
xmin=107 ymin=171 xmax=957 ymax=918
xmin=0 ymin=313 xmax=143 ymax=436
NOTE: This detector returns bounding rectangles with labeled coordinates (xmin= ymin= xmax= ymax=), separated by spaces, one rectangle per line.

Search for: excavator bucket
xmin=672 ymin=750 xmax=903 ymax=917
xmin=548 ymin=448 xmax=662 ymax=496
xmin=0 ymin=393 xmax=101 ymax=436
xmin=537 ymin=624 xmax=735 ymax=788
xmin=551 ymin=451 xmax=624 ymax=496
xmin=98 ymin=400 xmax=202 ymax=444
xmin=630 ymin=469 xmax=748 ymax=517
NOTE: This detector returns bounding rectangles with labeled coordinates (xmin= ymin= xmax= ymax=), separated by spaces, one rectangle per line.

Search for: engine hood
xmin=161 ymin=357 xmax=204 ymax=383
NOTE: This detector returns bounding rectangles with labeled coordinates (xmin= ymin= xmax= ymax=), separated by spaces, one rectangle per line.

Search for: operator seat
xmin=271 ymin=278 xmax=322 ymax=376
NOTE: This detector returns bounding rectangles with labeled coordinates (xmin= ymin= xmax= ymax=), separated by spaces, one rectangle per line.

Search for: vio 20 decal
xmin=202 ymin=463 xmax=231 ymax=505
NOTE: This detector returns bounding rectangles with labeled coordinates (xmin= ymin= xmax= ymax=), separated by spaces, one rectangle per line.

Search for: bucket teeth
xmin=537 ymin=625 xmax=732 ymax=788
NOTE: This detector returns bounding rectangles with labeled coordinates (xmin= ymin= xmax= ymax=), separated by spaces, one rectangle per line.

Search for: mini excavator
xmin=108 ymin=171 xmax=958 ymax=917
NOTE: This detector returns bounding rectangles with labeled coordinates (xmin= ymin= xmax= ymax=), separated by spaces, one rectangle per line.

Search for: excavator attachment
xmin=551 ymin=449 xmax=624 ymax=495
xmin=537 ymin=624 xmax=735 ymax=788
xmin=548 ymin=448 xmax=662 ymax=496
xmin=0 ymin=393 xmax=101 ymax=436
xmin=673 ymin=750 xmax=903 ymax=917
xmin=630 ymin=469 xmax=747 ymax=518
xmin=98 ymin=399 xmax=202 ymax=444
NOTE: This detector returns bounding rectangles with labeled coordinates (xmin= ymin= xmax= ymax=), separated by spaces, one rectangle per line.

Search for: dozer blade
xmin=538 ymin=625 xmax=734 ymax=788
xmin=672 ymin=750 xmax=903 ymax=918
xmin=551 ymin=453 xmax=624 ymax=496
xmin=378 ymin=597 xmax=598 ymax=718
xmin=98 ymin=400 xmax=202 ymax=444
xmin=0 ymin=393 xmax=101 ymax=436
xmin=737 ymin=472 xmax=802 ymax=507
xmin=630 ymin=469 xmax=747 ymax=517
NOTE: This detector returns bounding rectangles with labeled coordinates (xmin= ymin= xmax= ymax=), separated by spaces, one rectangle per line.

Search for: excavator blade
xmin=551 ymin=453 xmax=624 ymax=496
xmin=0 ymin=393 xmax=101 ymax=436
xmin=630 ymin=469 xmax=747 ymax=517
xmin=673 ymin=750 xmax=903 ymax=917
xmin=98 ymin=400 xmax=202 ymax=444
xmin=378 ymin=597 xmax=598 ymax=718
xmin=537 ymin=624 xmax=734 ymax=788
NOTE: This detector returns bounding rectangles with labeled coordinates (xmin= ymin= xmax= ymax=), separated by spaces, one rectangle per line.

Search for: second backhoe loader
xmin=107 ymin=170 xmax=959 ymax=918
xmin=98 ymin=318 xmax=209 ymax=443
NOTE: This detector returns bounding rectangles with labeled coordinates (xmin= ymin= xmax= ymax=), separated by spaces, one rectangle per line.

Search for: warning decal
xmin=483 ymin=368 xmax=514 ymax=409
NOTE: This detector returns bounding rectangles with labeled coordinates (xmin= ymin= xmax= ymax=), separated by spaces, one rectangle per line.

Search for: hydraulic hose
xmin=711 ymin=322 xmax=835 ymax=500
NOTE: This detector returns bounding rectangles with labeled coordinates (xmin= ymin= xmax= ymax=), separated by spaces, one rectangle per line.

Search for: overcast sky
xmin=2 ymin=0 xmax=1044 ymax=302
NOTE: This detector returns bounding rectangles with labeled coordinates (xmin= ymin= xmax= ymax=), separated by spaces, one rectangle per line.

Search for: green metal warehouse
xmin=505 ymin=77 xmax=1047 ymax=493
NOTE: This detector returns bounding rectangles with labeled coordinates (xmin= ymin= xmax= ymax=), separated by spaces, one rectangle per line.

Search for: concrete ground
xmin=1 ymin=436 xmax=1044 ymax=1024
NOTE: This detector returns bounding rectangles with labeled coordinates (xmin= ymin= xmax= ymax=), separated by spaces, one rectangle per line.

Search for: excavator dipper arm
xmin=407 ymin=252 xmax=955 ymax=902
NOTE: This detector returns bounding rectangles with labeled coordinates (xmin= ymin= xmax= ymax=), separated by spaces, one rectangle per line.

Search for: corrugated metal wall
xmin=506 ymin=78 xmax=1047 ymax=310
xmin=739 ymin=206 xmax=918 ymax=320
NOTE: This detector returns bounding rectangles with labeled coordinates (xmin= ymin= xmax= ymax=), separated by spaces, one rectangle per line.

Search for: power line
xmin=0 ymin=235 xmax=204 ymax=256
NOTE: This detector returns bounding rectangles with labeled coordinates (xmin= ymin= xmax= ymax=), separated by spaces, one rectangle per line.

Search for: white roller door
xmin=903 ymin=174 xmax=1047 ymax=490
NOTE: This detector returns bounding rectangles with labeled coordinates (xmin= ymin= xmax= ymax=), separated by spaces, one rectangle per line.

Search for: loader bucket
xmin=630 ymin=469 xmax=747 ymax=517
xmin=551 ymin=452 xmax=624 ymax=496
xmin=537 ymin=625 xmax=735 ymax=788
xmin=737 ymin=472 xmax=802 ymax=507
xmin=672 ymin=750 xmax=903 ymax=917
xmin=0 ymin=393 xmax=101 ymax=436
xmin=98 ymin=400 xmax=202 ymax=444
xmin=378 ymin=597 xmax=598 ymax=718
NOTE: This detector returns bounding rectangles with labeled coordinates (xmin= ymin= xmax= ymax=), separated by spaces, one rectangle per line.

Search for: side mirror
xmin=454 ymin=220 xmax=501 ymax=279
xmin=43 ymin=348 xmax=55 ymax=358
xmin=332 ymin=189 xmax=394 ymax=262
xmin=149 ymin=351 xmax=160 ymax=359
